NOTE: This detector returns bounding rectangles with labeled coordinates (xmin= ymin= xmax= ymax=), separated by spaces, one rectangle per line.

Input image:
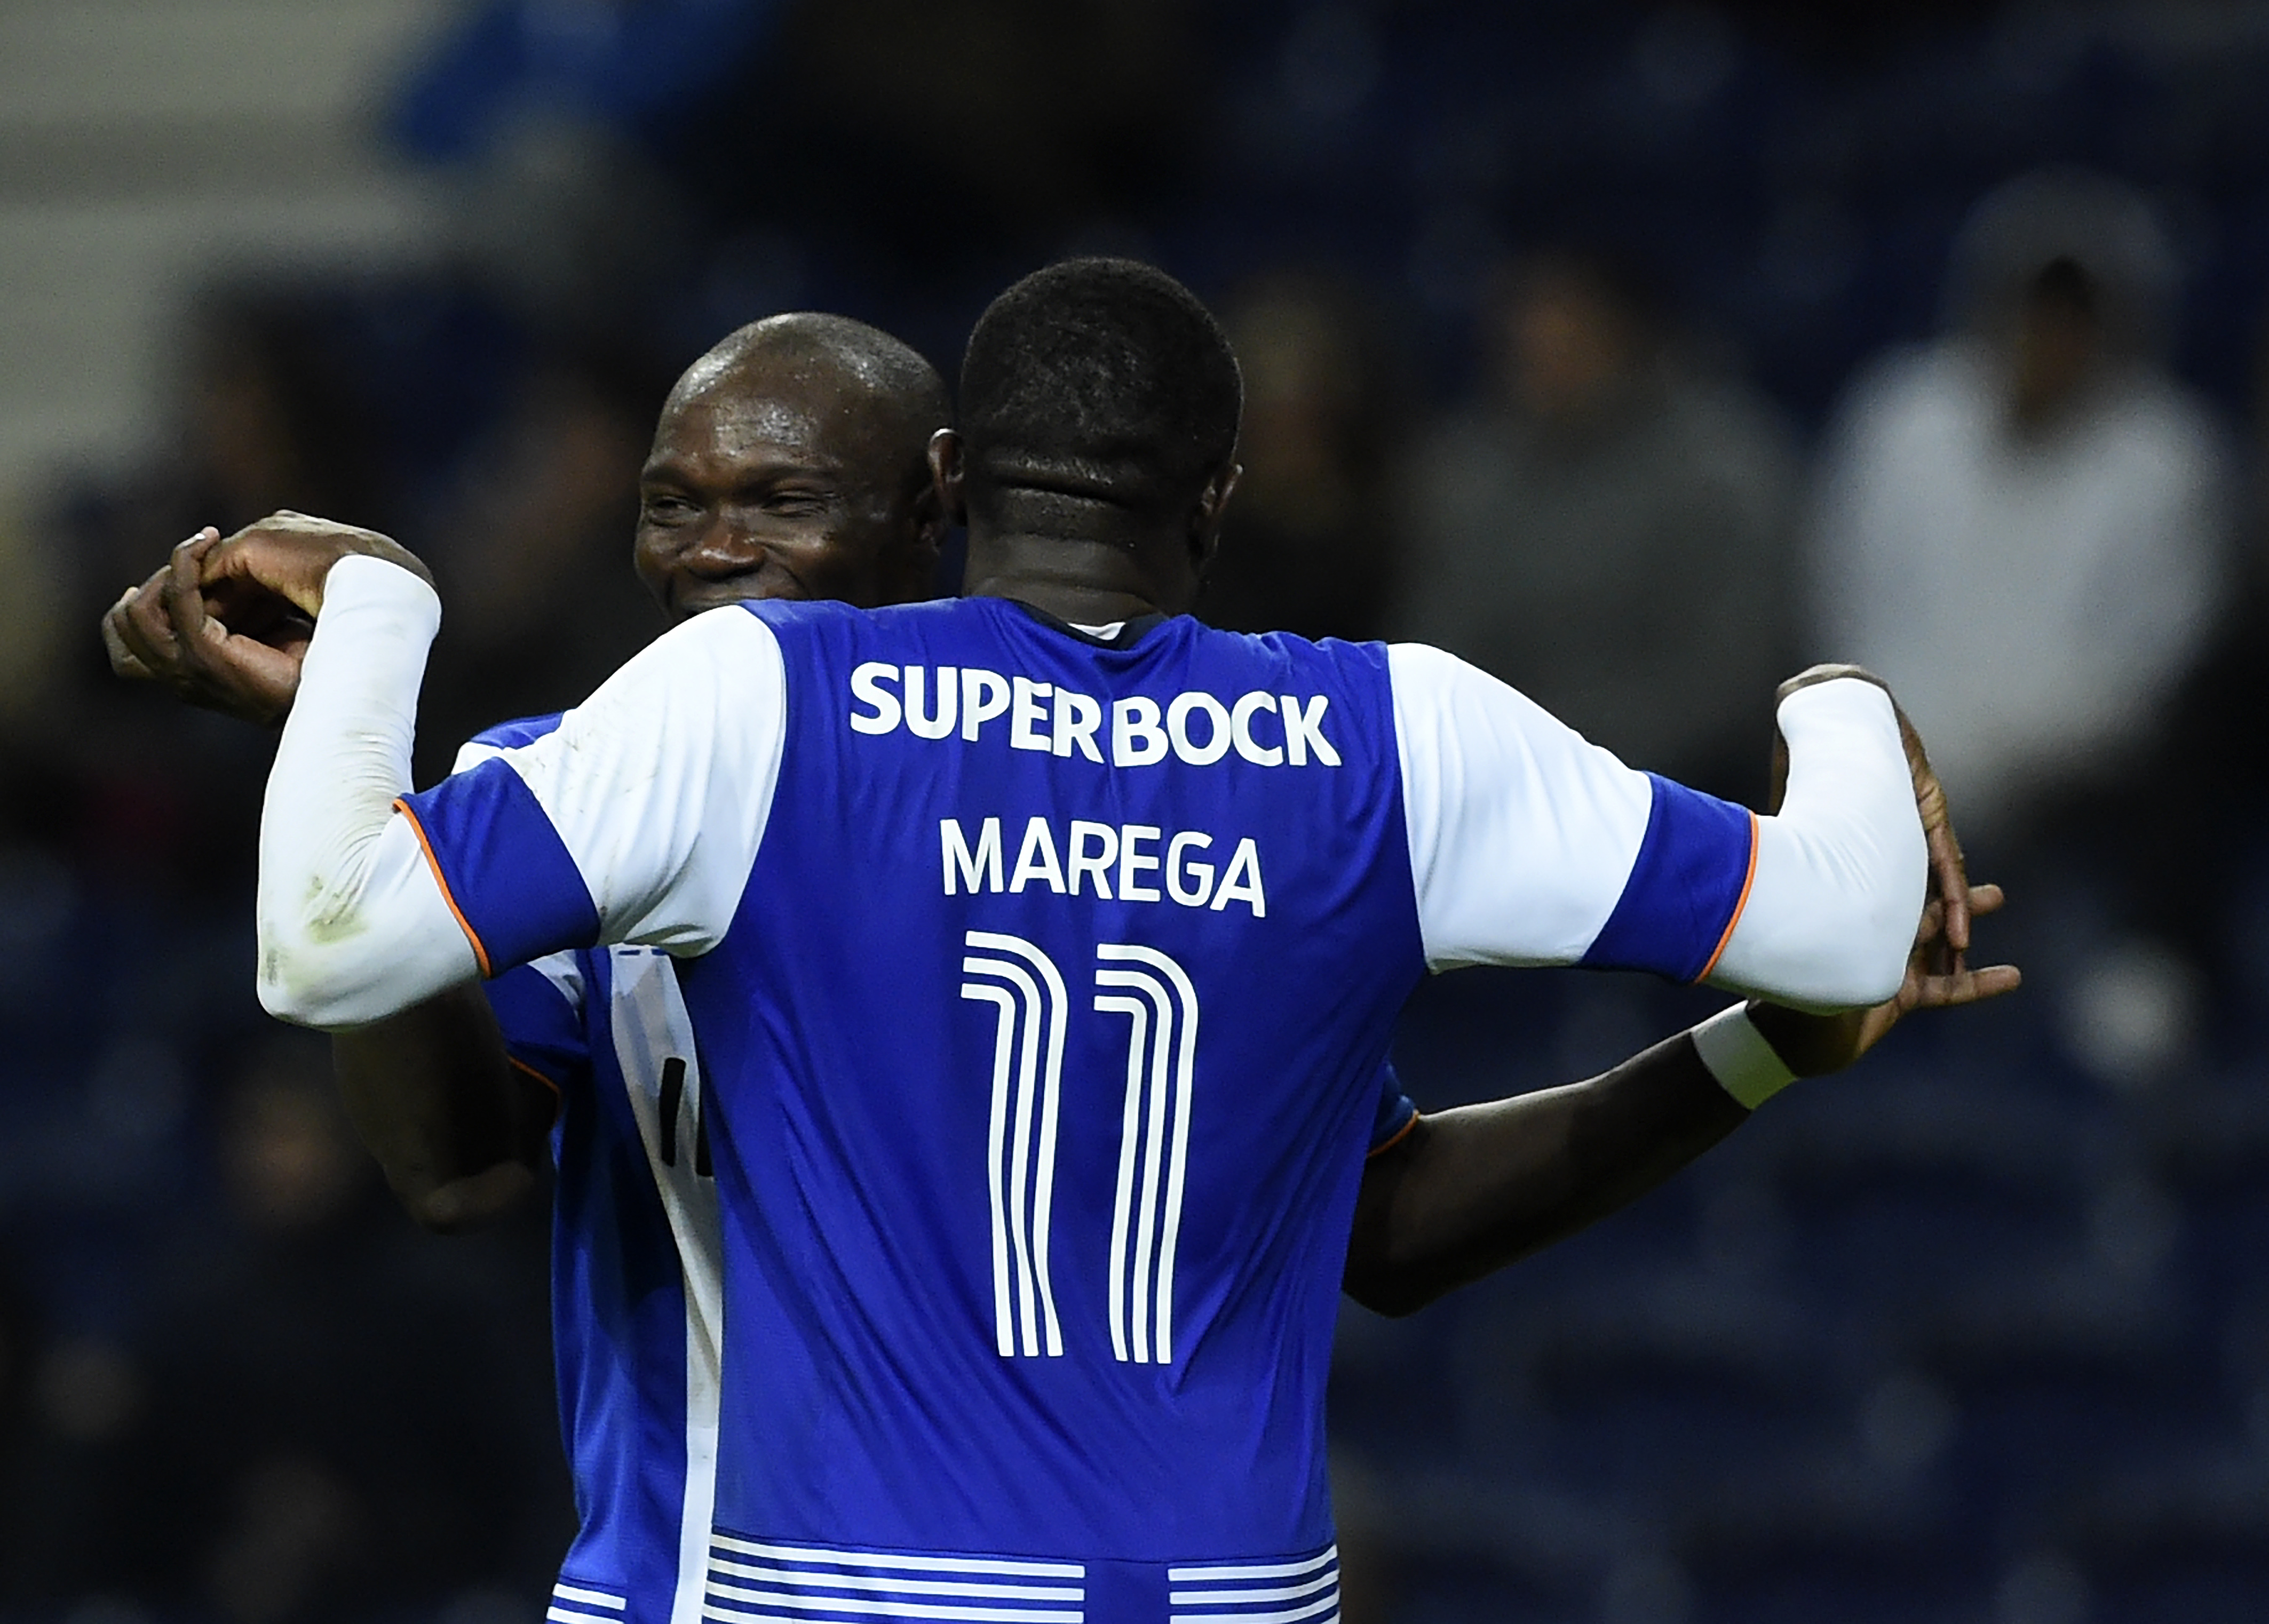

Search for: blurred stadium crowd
xmin=10 ymin=2 xmax=2269 ymax=1621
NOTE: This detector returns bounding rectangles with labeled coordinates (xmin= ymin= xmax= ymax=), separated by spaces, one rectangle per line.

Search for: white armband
xmin=1691 ymin=1004 xmax=1798 ymax=1110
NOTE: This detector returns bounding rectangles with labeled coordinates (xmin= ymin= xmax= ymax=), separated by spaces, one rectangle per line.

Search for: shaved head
xmin=636 ymin=314 xmax=951 ymax=617
xmin=668 ymin=312 xmax=949 ymax=464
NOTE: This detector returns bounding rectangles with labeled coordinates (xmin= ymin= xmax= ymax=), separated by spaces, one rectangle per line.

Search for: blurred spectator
xmin=390 ymin=0 xmax=787 ymax=168
xmin=85 ymin=1036 xmax=566 ymax=1623
xmin=415 ymin=356 xmax=669 ymax=779
xmin=727 ymin=0 xmax=1204 ymax=257
xmin=1201 ymin=273 xmax=1403 ymax=642
xmin=1391 ymin=246 xmax=1801 ymax=799
xmin=33 ymin=286 xmax=385 ymax=904
xmin=62 ymin=289 xmax=382 ymax=648
xmin=1810 ymin=170 xmax=2233 ymax=844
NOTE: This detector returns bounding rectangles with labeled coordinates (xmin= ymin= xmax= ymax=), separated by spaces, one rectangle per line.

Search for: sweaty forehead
xmin=654 ymin=348 xmax=918 ymax=479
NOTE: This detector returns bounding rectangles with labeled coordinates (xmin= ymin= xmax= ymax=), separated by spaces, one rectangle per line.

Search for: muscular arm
xmin=1345 ymin=1030 xmax=1743 ymax=1316
xmin=330 ymin=989 xmax=554 ymax=1233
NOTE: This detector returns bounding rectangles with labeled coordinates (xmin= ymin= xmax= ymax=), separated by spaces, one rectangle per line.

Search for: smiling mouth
xmin=676 ymin=574 xmax=803 ymax=611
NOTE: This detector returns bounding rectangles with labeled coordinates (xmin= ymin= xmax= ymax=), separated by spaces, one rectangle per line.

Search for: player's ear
xmin=899 ymin=466 xmax=949 ymax=599
xmin=927 ymin=430 xmax=967 ymax=526
xmin=1187 ymin=458 xmax=1240 ymax=579
xmin=909 ymin=474 xmax=948 ymax=556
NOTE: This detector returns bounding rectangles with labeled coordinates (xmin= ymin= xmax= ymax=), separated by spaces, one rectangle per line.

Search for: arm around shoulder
xmin=259 ymin=571 xmax=787 ymax=1027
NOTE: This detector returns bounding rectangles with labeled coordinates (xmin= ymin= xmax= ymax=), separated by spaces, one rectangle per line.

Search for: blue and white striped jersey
xmin=461 ymin=714 xmax=1422 ymax=1624
xmin=399 ymin=598 xmax=1760 ymax=1623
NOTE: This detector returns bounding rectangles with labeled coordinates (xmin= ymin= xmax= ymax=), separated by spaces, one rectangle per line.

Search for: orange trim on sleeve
xmin=392 ymin=796 xmax=494 ymax=978
xmin=1366 ymin=1110 xmax=1423 ymax=1160
xmin=1695 ymin=810 xmax=1761 ymax=983
xmin=507 ymin=1055 xmax=565 ymax=1129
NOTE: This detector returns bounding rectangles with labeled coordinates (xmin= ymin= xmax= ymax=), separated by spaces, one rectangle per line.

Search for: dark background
xmin=9 ymin=2 xmax=2269 ymax=1620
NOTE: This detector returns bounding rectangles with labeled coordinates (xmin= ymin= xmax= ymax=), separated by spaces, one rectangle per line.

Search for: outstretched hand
xmin=1748 ymin=882 xmax=2022 ymax=1077
xmin=99 ymin=512 xmax=431 ymax=726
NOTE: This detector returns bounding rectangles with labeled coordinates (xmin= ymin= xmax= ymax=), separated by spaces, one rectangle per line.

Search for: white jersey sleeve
xmin=1387 ymin=644 xmax=1924 ymax=1009
xmin=412 ymin=606 xmax=788 ymax=958
xmin=1386 ymin=642 xmax=1658 ymax=970
xmin=255 ymin=555 xmax=786 ymax=1030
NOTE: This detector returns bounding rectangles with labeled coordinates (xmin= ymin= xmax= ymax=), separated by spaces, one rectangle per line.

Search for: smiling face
xmin=633 ymin=343 xmax=944 ymax=620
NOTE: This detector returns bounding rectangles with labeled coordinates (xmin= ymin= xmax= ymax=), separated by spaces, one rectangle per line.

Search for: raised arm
xmin=226 ymin=515 xmax=780 ymax=1030
xmin=1352 ymin=653 xmax=2009 ymax=1314
xmin=1389 ymin=643 xmax=1925 ymax=1008
xmin=99 ymin=518 xmax=565 ymax=1228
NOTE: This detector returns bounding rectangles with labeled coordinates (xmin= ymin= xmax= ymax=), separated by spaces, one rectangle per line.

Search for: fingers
xmin=196 ymin=526 xmax=336 ymax=617
xmin=209 ymin=635 xmax=307 ymax=722
xmin=101 ymin=529 xmax=307 ymax=723
xmin=1930 ymin=820 xmax=1971 ymax=961
xmin=1894 ymin=707 xmax=1972 ymax=964
xmin=1917 ymin=883 xmax=2005 ymax=948
xmin=101 ymin=592 xmax=154 ymax=679
xmin=115 ymin=563 xmax=181 ymax=674
xmin=1908 ymin=963 xmax=2022 ymax=1010
xmin=162 ymin=529 xmax=219 ymax=649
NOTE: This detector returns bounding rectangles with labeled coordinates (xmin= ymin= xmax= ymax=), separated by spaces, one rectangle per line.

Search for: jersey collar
xmin=999 ymin=598 xmax=1172 ymax=650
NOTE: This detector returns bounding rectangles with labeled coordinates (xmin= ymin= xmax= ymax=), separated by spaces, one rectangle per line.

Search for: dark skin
xmin=1346 ymin=885 xmax=2013 ymax=1315
xmin=107 ymin=331 xmax=947 ymax=1230
xmin=112 ymin=393 xmax=2015 ymax=1291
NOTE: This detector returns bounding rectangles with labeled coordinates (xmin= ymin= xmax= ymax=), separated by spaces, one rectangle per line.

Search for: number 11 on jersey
xmin=961 ymin=932 xmax=1199 ymax=1366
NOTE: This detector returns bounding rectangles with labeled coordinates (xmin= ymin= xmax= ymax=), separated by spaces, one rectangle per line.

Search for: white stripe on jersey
xmin=709 ymin=1535 xmax=1084 ymax=1577
xmin=961 ymin=933 xmax=1069 ymax=1359
xmin=528 ymin=949 xmax=586 ymax=1012
xmin=1168 ymin=1548 xmax=1337 ymax=1581
xmin=703 ymin=1534 xmax=1086 ymax=1623
xmin=702 ymin=1600 xmax=1080 ymax=1623
xmin=1168 ymin=1546 xmax=1338 ymax=1624
xmin=1171 ymin=1602 xmax=1337 ymax=1624
xmin=709 ymin=1560 xmax=1081 ymax=1601
xmin=607 ymin=948 xmax=729 ymax=1624
xmin=553 ymin=1583 xmax=629 ymax=1609
xmin=1094 ymin=944 xmax=1199 ymax=1365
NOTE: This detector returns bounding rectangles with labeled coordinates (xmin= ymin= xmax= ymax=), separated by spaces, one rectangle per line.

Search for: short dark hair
xmin=958 ymin=258 xmax=1242 ymax=521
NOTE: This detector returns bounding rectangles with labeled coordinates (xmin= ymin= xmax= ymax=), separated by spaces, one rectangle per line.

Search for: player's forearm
xmin=1343 ymin=1032 xmax=1748 ymax=1317
xmin=331 ymin=985 xmax=549 ymax=1233
xmin=255 ymin=556 xmax=478 ymax=1027
xmin=1710 ymin=678 xmax=1924 ymax=1011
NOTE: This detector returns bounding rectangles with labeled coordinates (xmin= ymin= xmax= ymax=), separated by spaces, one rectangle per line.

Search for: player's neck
xmin=962 ymin=529 xmax=1191 ymax=624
